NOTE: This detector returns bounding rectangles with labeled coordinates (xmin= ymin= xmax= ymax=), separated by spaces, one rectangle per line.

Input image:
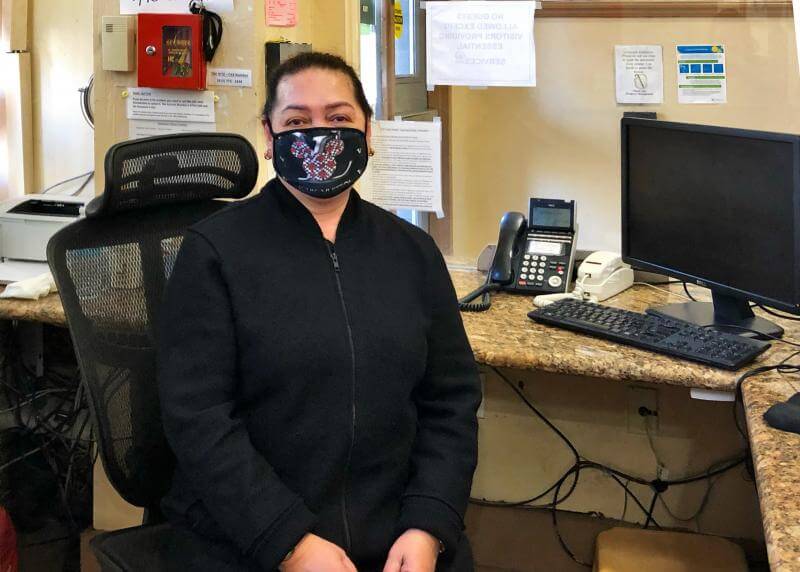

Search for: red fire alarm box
xmin=137 ymin=13 xmax=206 ymax=90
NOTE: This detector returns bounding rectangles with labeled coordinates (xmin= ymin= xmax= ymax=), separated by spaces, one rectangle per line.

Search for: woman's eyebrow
xmin=280 ymin=102 xmax=355 ymax=113
xmin=325 ymin=102 xmax=355 ymax=110
xmin=281 ymin=104 xmax=311 ymax=113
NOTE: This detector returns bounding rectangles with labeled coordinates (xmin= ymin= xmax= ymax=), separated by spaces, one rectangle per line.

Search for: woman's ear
xmin=263 ymin=119 xmax=274 ymax=160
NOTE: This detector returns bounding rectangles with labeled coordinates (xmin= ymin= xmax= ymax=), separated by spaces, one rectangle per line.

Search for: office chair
xmin=47 ymin=133 xmax=258 ymax=571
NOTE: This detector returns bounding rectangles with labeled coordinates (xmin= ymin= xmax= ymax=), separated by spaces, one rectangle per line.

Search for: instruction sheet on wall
xmin=127 ymin=87 xmax=216 ymax=139
xmin=359 ymin=120 xmax=443 ymax=216
xmin=615 ymin=45 xmax=663 ymax=104
xmin=676 ymin=45 xmax=727 ymax=104
xmin=425 ymin=1 xmax=536 ymax=88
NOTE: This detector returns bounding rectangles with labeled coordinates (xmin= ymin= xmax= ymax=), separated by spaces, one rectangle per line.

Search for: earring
xmin=265 ymin=150 xmax=272 ymax=160
xmin=368 ymin=148 xmax=376 ymax=157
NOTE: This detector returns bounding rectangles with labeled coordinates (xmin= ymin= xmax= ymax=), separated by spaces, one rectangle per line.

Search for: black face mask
xmin=272 ymin=127 xmax=369 ymax=199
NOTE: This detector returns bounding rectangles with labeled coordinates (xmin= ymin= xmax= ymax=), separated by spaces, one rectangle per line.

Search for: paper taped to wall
xmin=425 ymin=0 xmax=536 ymax=88
xmin=126 ymin=87 xmax=216 ymax=123
xmin=267 ymin=0 xmax=298 ymax=27
xmin=676 ymin=44 xmax=727 ymax=104
xmin=615 ymin=45 xmax=663 ymax=104
xmin=120 ymin=0 xmax=234 ymax=14
xmin=208 ymin=68 xmax=253 ymax=87
xmin=359 ymin=120 xmax=443 ymax=216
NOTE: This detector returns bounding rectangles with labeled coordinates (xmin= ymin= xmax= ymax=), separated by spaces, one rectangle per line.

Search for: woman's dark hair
xmin=262 ymin=51 xmax=374 ymax=125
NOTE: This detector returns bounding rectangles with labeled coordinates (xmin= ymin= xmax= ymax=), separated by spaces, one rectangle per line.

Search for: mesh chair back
xmin=86 ymin=132 xmax=258 ymax=218
xmin=48 ymin=134 xmax=257 ymax=511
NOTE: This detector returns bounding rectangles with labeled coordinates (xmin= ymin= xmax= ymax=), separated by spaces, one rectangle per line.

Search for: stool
xmin=593 ymin=527 xmax=748 ymax=572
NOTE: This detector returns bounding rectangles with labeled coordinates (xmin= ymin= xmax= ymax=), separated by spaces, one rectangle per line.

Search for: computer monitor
xmin=621 ymin=118 xmax=800 ymax=339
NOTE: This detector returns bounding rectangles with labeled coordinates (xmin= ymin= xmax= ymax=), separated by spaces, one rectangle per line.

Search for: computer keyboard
xmin=528 ymin=298 xmax=770 ymax=370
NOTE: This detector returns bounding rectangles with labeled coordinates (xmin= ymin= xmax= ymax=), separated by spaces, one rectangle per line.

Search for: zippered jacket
xmin=157 ymin=178 xmax=481 ymax=571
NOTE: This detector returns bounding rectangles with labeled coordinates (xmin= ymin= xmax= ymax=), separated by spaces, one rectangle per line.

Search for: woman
xmin=157 ymin=52 xmax=481 ymax=572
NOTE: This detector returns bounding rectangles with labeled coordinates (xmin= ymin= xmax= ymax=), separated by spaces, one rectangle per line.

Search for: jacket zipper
xmin=327 ymin=241 xmax=356 ymax=554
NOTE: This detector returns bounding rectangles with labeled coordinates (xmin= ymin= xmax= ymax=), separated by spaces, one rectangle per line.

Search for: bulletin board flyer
xmin=677 ymin=45 xmax=727 ymax=104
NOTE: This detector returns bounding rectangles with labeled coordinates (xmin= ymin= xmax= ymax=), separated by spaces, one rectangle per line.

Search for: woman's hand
xmin=279 ymin=534 xmax=358 ymax=572
xmin=382 ymin=529 xmax=439 ymax=572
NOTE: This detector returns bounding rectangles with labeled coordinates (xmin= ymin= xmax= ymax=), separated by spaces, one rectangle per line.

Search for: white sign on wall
xmin=425 ymin=1 xmax=536 ymax=88
xmin=119 ymin=0 xmax=234 ymax=14
xmin=208 ymin=68 xmax=253 ymax=88
xmin=359 ymin=120 xmax=443 ymax=216
xmin=615 ymin=45 xmax=663 ymax=104
xmin=126 ymin=88 xmax=216 ymax=123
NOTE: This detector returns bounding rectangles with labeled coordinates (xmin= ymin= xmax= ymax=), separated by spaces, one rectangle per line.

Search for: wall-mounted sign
xmin=677 ymin=44 xmax=727 ymax=104
xmin=615 ymin=45 xmax=663 ymax=104
xmin=425 ymin=1 xmax=536 ymax=88
xmin=267 ymin=0 xmax=297 ymax=27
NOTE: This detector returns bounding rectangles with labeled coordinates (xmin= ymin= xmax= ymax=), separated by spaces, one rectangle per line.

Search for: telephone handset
xmin=489 ymin=212 xmax=527 ymax=285
xmin=459 ymin=199 xmax=578 ymax=312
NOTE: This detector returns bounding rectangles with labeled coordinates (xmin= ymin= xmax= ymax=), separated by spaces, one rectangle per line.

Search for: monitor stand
xmin=647 ymin=291 xmax=783 ymax=340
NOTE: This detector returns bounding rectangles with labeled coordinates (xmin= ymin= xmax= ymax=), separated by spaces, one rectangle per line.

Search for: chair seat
xmin=593 ymin=527 xmax=748 ymax=572
xmin=91 ymin=522 xmax=257 ymax=572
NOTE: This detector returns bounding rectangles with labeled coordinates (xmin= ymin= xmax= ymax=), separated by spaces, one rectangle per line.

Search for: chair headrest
xmin=86 ymin=132 xmax=259 ymax=218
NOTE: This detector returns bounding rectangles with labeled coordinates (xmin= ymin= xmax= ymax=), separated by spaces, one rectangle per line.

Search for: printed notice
xmin=208 ymin=68 xmax=253 ymax=88
xmin=267 ymin=0 xmax=298 ymax=27
xmin=615 ymin=45 xmax=663 ymax=104
xmin=127 ymin=88 xmax=216 ymax=123
xmin=120 ymin=0 xmax=234 ymax=14
xmin=129 ymin=120 xmax=217 ymax=140
xmin=425 ymin=1 xmax=536 ymax=88
xmin=676 ymin=45 xmax=727 ymax=104
xmin=359 ymin=121 xmax=443 ymax=215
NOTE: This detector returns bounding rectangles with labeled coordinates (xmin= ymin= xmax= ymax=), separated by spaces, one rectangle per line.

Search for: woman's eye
xmin=286 ymin=118 xmax=307 ymax=127
xmin=331 ymin=115 xmax=351 ymax=123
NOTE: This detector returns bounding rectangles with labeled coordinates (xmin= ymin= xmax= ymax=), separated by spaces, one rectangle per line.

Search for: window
xmin=394 ymin=0 xmax=415 ymax=77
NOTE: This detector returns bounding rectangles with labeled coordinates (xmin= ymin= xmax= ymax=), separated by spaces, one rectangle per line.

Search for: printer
xmin=0 ymin=194 xmax=87 ymax=262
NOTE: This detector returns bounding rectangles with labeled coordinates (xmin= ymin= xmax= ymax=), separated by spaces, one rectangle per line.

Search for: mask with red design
xmin=271 ymin=127 xmax=369 ymax=199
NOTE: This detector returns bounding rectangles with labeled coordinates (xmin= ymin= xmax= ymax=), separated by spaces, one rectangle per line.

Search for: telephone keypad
xmin=513 ymin=231 xmax=575 ymax=294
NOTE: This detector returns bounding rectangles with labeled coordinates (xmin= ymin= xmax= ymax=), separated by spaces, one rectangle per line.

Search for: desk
xmin=0 ymin=291 xmax=65 ymax=326
xmin=6 ymin=281 xmax=800 ymax=570
xmin=450 ymin=268 xmax=800 ymax=571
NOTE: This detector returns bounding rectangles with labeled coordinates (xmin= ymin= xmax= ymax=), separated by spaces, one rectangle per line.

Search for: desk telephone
xmin=459 ymin=199 xmax=578 ymax=312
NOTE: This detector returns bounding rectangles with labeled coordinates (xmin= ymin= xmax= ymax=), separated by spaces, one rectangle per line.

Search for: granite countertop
xmin=743 ymin=376 xmax=800 ymax=572
xmin=0 ymin=290 xmax=66 ymax=326
xmin=450 ymin=268 xmax=800 ymax=392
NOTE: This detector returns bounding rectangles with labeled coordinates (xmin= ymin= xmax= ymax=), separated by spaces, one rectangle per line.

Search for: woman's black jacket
xmin=157 ymin=178 xmax=481 ymax=570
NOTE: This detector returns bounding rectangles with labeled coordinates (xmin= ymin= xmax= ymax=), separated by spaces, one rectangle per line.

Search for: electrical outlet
xmin=477 ymin=373 xmax=486 ymax=419
xmin=626 ymin=387 xmax=658 ymax=435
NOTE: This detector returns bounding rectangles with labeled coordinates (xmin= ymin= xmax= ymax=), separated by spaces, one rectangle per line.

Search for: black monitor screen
xmin=622 ymin=120 xmax=799 ymax=307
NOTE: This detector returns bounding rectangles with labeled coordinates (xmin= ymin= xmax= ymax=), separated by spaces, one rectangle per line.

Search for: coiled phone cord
xmin=458 ymin=279 xmax=501 ymax=312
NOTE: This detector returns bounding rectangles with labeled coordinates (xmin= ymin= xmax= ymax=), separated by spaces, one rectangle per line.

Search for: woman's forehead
xmin=275 ymin=69 xmax=358 ymax=112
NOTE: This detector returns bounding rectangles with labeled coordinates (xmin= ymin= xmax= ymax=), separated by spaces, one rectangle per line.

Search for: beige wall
xmin=451 ymin=16 xmax=800 ymax=261
xmin=29 ymin=0 xmax=93 ymax=194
